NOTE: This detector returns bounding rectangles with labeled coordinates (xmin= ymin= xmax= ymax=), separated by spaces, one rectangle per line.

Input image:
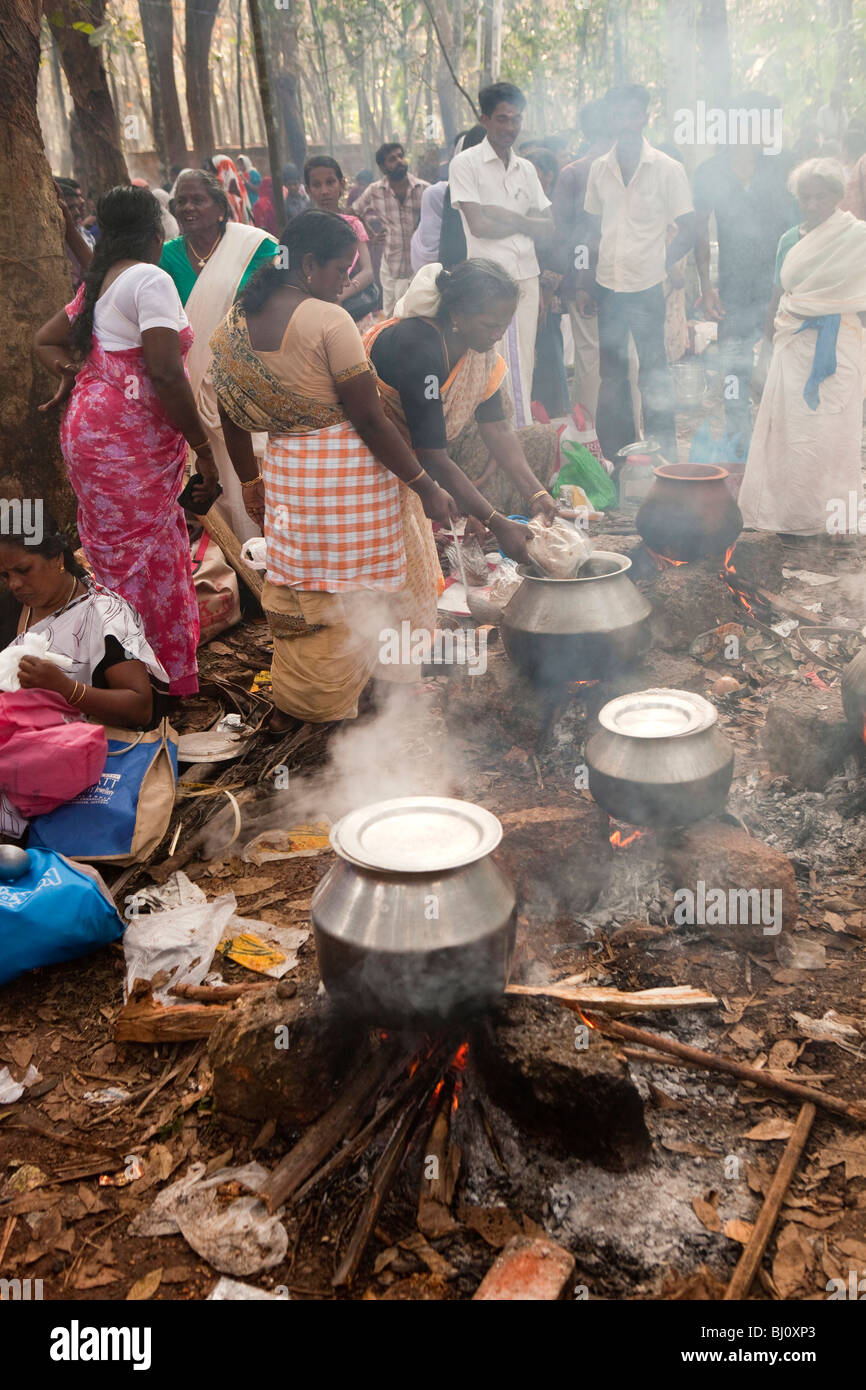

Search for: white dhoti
xmin=499 ymin=275 xmax=539 ymax=427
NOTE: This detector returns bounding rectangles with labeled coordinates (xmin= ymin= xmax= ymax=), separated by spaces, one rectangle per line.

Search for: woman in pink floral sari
xmin=34 ymin=186 xmax=219 ymax=696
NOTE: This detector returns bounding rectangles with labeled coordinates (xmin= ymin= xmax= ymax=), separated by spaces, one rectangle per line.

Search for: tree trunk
xmin=0 ymin=0 xmax=76 ymax=526
xmin=836 ymin=0 xmax=853 ymax=88
xmin=308 ymin=0 xmax=334 ymax=152
xmin=666 ymin=0 xmax=697 ymax=172
xmin=698 ymin=0 xmax=730 ymax=109
xmin=47 ymin=0 xmax=128 ymax=198
xmin=185 ymin=0 xmax=220 ymax=162
xmin=138 ymin=0 xmax=187 ymax=178
xmin=48 ymin=28 xmax=74 ymax=175
xmin=247 ymin=0 xmax=283 ymax=194
xmin=266 ymin=0 xmax=305 ymax=170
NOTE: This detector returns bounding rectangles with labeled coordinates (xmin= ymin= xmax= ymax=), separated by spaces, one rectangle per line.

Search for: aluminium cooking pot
xmin=311 ymin=797 xmax=516 ymax=1026
xmin=500 ymin=551 xmax=652 ymax=686
xmin=586 ymin=689 xmax=734 ymax=827
xmin=636 ymin=462 xmax=742 ymax=562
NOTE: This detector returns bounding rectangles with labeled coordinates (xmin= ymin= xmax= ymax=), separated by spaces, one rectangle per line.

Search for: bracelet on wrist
xmin=406 ymin=467 xmax=427 ymax=487
xmin=527 ymin=489 xmax=548 ymax=507
xmin=241 ymin=474 xmax=263 ymax=490
xmin=482 ymin=507 xmax=499 ymax=527
xmin=190 ymin=439 xmax=212 ymax=453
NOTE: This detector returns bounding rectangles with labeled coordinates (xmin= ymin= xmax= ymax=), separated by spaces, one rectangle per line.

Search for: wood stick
xmin=621 ymin=1047 xmax=838 ymax=1084
xmin=194 ymin=506 xmax=263 ymax=600
xmin=114 ymin=983 xmax=234 ymax=1042
xmin=508 ymin=982 xmax=718 ymax=1014
xmin=170 ymin=981 xmax=272 ymax=1002
xmin=724 ymin=1103 xmax=816 ymax=1300
xmin=333 ymin=1045 xmax=452 ymax=1288
xmin=573 ymin=1009 xmax=866 ymax=1123
xmin=756 ymin=589 xmax=825 ymax=627
xmin=0 ymin=1214 xmax=17 ymax=1266
xmin=263 ymin=1045 xmax=408 ymax=1213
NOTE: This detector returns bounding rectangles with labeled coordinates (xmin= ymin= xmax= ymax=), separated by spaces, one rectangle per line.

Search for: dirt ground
xmin=2 ymin=398 xmax=866 ymax=1302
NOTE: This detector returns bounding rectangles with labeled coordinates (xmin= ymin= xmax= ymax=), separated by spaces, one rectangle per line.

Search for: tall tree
xmin=185 ymin=0 xmax=220 ymax=161
xmin=667 ymin=0 xmax=697 ymax=169
xmin=698 ymin=0 xmax=730 ymax=108
xmin=265 ymin=0 xmax=306 ymax=170
xmin=138 ymin=0 xmax=187 ymax=177
xmin=47 ymin=0 xmax=128 ymax=197
xmin=0 ymin=0 xmax=76 ymax=525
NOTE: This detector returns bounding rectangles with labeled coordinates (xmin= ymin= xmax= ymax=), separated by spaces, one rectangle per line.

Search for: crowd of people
xmin=9 ymin=76 xmax=865 ymax=809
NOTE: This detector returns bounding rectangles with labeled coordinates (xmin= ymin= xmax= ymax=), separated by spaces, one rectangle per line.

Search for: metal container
xmin=586 ymin=689 xmax=734 ymax=827
xmin=501 ymin=551 xmax=652 ymax=686
xmin=636 ymin=463 xmax=743 ymax=562
xmin=311 ymin=797 xmax=516 ymax=1026
xmin=841 ymin=647 xmax=866 ymax=739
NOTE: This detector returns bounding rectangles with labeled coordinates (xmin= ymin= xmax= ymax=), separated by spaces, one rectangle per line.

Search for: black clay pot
xmin=841 ymin=647 xmax=866 ymax=739
xmin=636 ymin=463 xmax=743 ymax=562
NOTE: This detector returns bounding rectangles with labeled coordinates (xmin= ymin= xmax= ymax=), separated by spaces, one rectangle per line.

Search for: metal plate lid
xmin=598 ymin=688 xmax=718 ymax=739
xmin=330 ymin=796 xmax=503 ymax=873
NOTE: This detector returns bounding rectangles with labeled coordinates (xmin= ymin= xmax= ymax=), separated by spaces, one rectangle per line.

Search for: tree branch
xmin=418 ymin=0 xmax=479 ymax=121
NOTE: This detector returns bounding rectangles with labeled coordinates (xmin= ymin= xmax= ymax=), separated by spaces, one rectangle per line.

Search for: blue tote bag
xmin=30 ymin=718 xmax=178 ymax=864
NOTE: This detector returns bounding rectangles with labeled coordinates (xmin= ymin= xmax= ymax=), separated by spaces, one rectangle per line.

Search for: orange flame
xmin=609 ymin=828 xmax=645 ymax=848
xmin=646 ymin=547 xmax=688 ymax=569
xmin=577 ymin=1006 xmax=597 ymax=1030
xmin=721 ymin=544 xmax=757 ymax=618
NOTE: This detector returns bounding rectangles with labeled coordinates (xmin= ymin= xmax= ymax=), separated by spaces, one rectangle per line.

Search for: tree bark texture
xmin=47 ymin=0 xmax=129 ymax=198
xmin=138 ymin=0 xmax=188 ymax=178
xmin=185 ymin=0 xmax=220 ymax=161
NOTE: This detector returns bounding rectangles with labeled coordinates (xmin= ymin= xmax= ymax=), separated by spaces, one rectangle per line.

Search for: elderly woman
xmin=209 ymin=210 xmax=454 ymax=729
xmin=161 ymin=169 xmax=277 ymax=540
xmin=364 ymin=259 xmax=559 ymax=558
xmin=739 ymin=158 xmax=866 ymax=537
xmin=0 ymin=526 xmax=166 ymax=838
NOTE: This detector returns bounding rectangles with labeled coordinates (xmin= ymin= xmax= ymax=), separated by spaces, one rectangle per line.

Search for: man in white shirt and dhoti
xmin=449 ymin=82 xmax=553 ymax=427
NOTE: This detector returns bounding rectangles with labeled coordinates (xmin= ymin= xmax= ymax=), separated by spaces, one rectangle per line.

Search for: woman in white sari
xmin=161 ymin=170 xmax=277 ymax=540
xmin=739 ymin=158 xmax=866 ymax=537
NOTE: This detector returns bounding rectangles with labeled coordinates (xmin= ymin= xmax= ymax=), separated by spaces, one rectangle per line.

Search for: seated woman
xmin=365 ymin=260 xmax=559 ymax=549
xmin=0 ymin=527 xmax=167 ymax=839
xmin=209 ymin=209 xmax=455 ymax=729
xmin=739 ymin=157 xmax=866 ymax=538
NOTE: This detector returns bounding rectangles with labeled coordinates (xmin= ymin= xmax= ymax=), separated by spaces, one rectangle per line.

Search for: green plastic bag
xmin=554 ymin=441 xmax=618 ymax=512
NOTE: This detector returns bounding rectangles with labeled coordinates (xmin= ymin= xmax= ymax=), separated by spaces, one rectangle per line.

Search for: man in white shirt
xmin=577 ymin=84 xmax=694 ymax=461
xmin=449 ymin=82 xmax=553 ymax=426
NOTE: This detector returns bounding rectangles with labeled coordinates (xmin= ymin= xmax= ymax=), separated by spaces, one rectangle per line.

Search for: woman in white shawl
xmin=739 ymin=158 xmax=866 ymax=538
xmin=161 ymin=170 xmax=277 ymax=540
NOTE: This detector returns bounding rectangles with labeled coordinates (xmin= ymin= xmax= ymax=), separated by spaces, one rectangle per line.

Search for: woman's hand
xmin=38 ymin=366 xmax=77 ymax=412
xmin=186 ymin=446 xmax=221 ymax=512
xmin=528 ymin=491 xmax=558 ymax=525
xmin=416 ymin=476 xmax=457 ymax=526
xmin=243 ymin=476 xmax=266 ymax=529
xmin=491 ymin=516 xmax=532 ymax=566
xmin=17 ymin=657 xmax=76 ymax=698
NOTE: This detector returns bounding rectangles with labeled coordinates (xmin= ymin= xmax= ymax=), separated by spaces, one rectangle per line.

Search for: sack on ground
xmin=0 ymin=848 xmax=123 ymax=987
xmin=191 ymin=531 xmax=241 ymax=645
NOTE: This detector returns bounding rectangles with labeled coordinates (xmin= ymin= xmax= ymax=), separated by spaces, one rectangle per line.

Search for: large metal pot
xmin=501 ymin=551 xmax=652 ymax=686
xmin=636 ymin=463 xmax=742 ymax=561
xmin=311 ymin=797 xmax=516 ymax=1026
xmin=586 ymin=689 xmax=734 ymax=827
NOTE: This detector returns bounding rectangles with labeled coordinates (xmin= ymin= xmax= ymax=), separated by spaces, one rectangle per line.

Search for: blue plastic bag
xmin=0 ymin=848 xmax=124 ymax=987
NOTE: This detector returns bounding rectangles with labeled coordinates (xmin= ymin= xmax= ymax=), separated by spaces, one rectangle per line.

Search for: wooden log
xmin=263 ymin=1044 xmax=408 ymax=1213
xmin=622 ymin=1047 xmax=837 ymax=1084
xmin=115 ymin=983 xmax=234 ymax=1042
xmin=756 ymin=589 xmax=826 ymax=627
xmin=724 ymin=1103 xmax=816 ymax=1301
xmin=507 ymin=981 xmax=718 ymax=1014
xmin=194 ymin=506 xmax=263 ymax=601
xmin=418 ymin=1078 xmax=461 ymax=1238
xmin=571 ymin=1010 xmax=866 ymax=1123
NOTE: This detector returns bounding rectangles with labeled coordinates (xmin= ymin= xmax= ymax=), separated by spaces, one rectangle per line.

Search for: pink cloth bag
xmin=0 ymin=689 xmax=108 ymax=817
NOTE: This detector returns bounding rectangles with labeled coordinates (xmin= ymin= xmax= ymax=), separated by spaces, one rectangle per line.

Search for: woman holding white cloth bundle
xmin=738 ymin=159 xmax=866 ymax=538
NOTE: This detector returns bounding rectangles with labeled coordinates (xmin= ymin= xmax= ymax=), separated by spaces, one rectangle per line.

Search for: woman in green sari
xmin=161 ymin=169 xmax=277 ymax=540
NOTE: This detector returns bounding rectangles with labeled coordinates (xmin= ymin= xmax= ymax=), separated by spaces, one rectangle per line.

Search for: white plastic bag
xmin=526 ymin=516 xmax=593 ymax=578
xmin=0 ymin=631 xmax=72 ymax=692
xmin=122 ymin=890 xmax=237 ymax=1003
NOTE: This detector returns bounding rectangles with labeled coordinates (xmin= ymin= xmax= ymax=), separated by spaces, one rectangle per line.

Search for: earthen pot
xmin=636 ymin=463 xmax=743 ymax=562
xmin=841 ymin=647 xmax=866 ymax=739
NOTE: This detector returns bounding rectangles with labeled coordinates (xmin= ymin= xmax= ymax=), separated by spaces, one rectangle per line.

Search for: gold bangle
xmin=72 ymin=683 xmax=87 ymax=706
xmin=241 ymin=474 xmax=262 ymax=489
xmin=66 ymin=680 xmax=80 ymax=706
xmin=189 ymin=439 xmax=210 ymax=452
xmin=482 ymin=507 xmax=498 ymax=527
xmin=68 ymin=680 xmax=86 ymax=706
xmin=527 ymin=489 xmax=548 ymax=506
xmin=406 ymin=467 xmax=427 ymax=486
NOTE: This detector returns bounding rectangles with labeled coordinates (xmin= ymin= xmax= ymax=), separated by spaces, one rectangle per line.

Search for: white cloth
xmin=153 ymin=189 xmax=180 ymax=240
xmin=394 ymin=262 xmax=444 ymax=318
xmin=0 ymin=631 xmax=72 ymax=692
xmin=584 ymin=139 xmax=693 ymax=293
xmin=411 ymin=181 xmax=447 ymax=271
xmin=185 ymin=223 xmax=277 ymax=542
xmin=449 ymin=137 xmax=550 ymax=280
xmin=499 ymin=276 xmax=539 ymax=428
xmin=739 ymin=210 xmax=866 ymax=535
xmin=93 ymin=263 xmax=188 ymax=351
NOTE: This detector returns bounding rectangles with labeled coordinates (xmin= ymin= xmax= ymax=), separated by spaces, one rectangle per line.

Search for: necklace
xmin=186 ymin=231 xmax=223 ymax=269
xmin=24 ymin=575 xmax=79 ymax=634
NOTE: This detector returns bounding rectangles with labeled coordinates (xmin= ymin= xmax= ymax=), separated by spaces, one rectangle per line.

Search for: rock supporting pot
xmin=636 ymin=463 xmax=742 ymax=562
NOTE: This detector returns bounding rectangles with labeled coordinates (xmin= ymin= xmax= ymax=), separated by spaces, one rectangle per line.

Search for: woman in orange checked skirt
xmin=209 ymin=209 xmax=454 ymax=728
